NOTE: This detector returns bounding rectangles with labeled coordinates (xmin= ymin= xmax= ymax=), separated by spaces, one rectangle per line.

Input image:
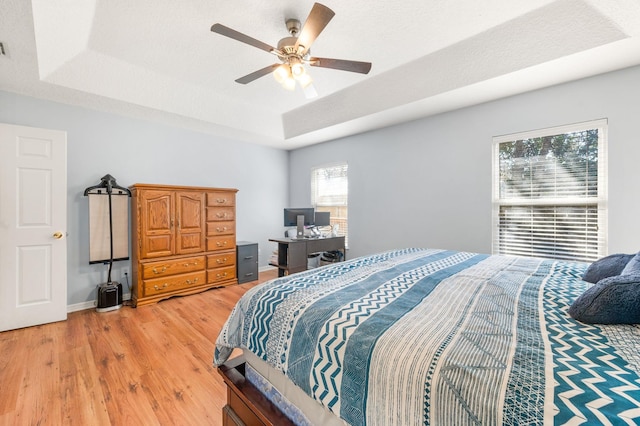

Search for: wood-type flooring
xmin=0 ymin=269 xmax=276 ymax=425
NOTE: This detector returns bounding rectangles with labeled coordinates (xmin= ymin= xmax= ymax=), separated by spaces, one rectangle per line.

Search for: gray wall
xmin=3 ymin=64 xmax=639 ymax=306
xmin=0 ymin=91 xmax=288 ymax=306
xmin=289 ymin=65 xmax=640 ymax=260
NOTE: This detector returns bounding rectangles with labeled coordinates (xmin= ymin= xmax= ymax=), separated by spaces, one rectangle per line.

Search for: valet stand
xmin=83 ymin=174 xmax=131 ymax=312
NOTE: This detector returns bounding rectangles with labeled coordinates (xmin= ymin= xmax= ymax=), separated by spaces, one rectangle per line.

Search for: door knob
xmin=53 ymin=231 xmax=64 ymax=239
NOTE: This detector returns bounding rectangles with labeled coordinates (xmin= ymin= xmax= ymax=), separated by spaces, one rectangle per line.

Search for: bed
xmin=214 ymin=248 xmax=640 ymax=425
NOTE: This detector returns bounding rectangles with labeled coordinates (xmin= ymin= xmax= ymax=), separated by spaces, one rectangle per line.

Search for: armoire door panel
xmin=140 ymin=190 xmax=175 ymax=258
xmin=145 ymin=193 xmax=173 ymax=231
xmin=144 ymin=235 xmax=174 ymax=258
xmin=178 ymin=233 xmax=203 ymax=253
xmin=176 ymin=192 xmax=204 ymax=254
xmin=177 ymin=192 xmax=203 ymax=231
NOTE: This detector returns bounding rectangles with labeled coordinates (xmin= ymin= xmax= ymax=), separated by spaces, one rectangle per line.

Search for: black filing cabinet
xmin=236 ymin=241 xmax=258 ymax=284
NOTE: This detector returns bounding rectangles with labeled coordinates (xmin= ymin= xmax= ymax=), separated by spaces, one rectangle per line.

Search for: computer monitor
xmin=284 ymin=208 xmax=314 ymax=239
xmin=283 ymin=208 xmax=315 ymax=226
xmin=314 ymin=211 xmax=330 ymax=226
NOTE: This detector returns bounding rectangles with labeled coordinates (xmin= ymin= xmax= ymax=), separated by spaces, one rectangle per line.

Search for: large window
xmin=311 ymin=163 xmax=348 ymax=246
xmin=492 ymin=120 xmax=607 ymax=263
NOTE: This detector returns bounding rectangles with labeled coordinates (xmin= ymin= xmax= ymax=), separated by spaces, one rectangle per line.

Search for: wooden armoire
xmin=129 ymin=183 xmax=238 ymax=306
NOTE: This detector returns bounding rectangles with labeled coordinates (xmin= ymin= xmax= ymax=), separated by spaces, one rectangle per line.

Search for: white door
xmin=0 ymin=123 xmax=67 ymax=331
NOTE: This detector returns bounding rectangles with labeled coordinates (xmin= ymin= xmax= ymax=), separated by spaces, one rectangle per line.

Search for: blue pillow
xmin=582 ymin=253 xmax=634 ymax=284
xmin=569 ymin=274 xmax=640 ymax=324
xmin=621 ymin=251 xmax=640 ymax=275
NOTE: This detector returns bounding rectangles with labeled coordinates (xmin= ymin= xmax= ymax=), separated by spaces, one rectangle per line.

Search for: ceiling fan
xmin=210 ymin=2 xmax=372 ymax=98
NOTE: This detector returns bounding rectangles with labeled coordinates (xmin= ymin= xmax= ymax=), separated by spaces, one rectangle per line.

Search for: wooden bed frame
xmin=218 ymin=355 xmax=294 ymax=426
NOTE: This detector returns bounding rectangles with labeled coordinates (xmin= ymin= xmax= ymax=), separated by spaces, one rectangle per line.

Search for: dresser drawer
xmin=207 ymin=235 xmax=236 ymax=251
xmin=143 ymin=271 xmax=206 ymax=296
xmin=142 ymin=255 xmax=205 ymax=279
xmin=207 ymin=251 xmax=235 ymax=269
xmin=207 ymin=207 xmax=235 ymax=221
xmin=207 ymin=266 xmax=236 ymax=284
xmin=206 ymin=221 xmax=235 ymax=236
xmin=207 ymin=192 xmax=236 ymax=207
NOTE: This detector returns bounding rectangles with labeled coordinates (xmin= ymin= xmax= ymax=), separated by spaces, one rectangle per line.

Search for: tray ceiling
xmin=2 ymin=0 xmax=640 ymax=149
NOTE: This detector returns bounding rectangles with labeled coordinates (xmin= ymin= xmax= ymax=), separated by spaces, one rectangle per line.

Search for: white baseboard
xmin=66 ymin=268 xmax=276 ymax=313
xmin=67 ymin=293 xmax=132 ymax=313
xmin=67 ymin=300 xmax=96 ymax=313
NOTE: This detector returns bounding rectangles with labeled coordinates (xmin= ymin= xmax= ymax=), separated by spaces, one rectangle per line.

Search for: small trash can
xmin=307 ymin=253 xmax=321 ymax=269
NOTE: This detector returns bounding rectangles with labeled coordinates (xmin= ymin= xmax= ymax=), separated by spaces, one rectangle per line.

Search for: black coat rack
xmin=84 ymin=174 xmax=131 ymax=283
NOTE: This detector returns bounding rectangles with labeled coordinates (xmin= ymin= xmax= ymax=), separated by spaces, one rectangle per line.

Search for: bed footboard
xmin=217 ymin=356 xmax=294 ymax=426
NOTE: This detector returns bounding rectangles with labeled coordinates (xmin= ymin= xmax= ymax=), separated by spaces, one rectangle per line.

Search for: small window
xmin=311 ymin=163 xmax=348 ymax=246
xmin=492 ymin=120 xmax=607 ymax=262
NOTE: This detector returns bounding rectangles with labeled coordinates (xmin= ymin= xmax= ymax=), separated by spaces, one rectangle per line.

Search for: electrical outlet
xmin=121 ymin=268 xmax=129 ymax=280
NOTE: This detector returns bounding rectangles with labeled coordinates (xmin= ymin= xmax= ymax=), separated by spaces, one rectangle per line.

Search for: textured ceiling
xmin=1 ymin=0 xmax=640 ymax=149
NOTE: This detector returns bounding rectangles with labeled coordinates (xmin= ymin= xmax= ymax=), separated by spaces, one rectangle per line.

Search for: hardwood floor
xmin=0 ymin=269 xmax=277 ymax=425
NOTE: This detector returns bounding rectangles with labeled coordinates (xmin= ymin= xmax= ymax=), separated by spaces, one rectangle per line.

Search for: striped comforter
xmin=214 ymin=248 xmax=640 ymax=425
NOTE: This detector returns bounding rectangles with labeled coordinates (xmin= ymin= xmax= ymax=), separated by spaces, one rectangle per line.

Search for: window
xmin=492 ymin=120 xmax=607 ymax=263
xmin=311 ymin=163 xmax=348 ymax=246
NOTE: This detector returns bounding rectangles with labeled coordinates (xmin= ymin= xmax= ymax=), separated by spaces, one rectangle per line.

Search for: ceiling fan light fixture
xmin=273 ymin=64 xmax=290 ymax=83
xmin=281 ymin=75 xmax=296 ymax=91
xmin=290 ymin=62 xmax=306 ymax=79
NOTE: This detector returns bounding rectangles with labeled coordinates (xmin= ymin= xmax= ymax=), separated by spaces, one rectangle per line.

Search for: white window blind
xmin=311 ymin=163 xmax=348 ymax=246
xmin=492 ymin=120 xmax=607 ymax=263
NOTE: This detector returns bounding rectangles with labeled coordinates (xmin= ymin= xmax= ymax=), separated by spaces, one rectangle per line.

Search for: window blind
xmin=311 ymin=163 xmax=348 ymax=245
xmin=493 ymin=120 xmax=607 ymax=263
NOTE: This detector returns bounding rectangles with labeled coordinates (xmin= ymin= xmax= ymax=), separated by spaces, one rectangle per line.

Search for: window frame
xmin=311 ymin=162 xmax=348 ymax=247
xmin=491 ymin=119 xmax=608 ymax=262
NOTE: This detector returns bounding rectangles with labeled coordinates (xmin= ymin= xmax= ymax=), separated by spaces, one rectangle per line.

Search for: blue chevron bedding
xmin=215 ymin=248 xmax=640 ymax=425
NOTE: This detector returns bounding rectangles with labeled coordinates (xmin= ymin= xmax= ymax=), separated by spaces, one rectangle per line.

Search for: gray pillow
xmin=621 ymin=251 xmax=640 ymax=275
xmin=582 ymin=253 xmax=634 ymax=283
xmin=569 ymin=274 xmax=640 ymax=324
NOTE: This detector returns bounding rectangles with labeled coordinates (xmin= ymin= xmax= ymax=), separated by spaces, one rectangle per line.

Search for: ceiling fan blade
xmin=235 ymin=64 xmax=281 ymax=84
xmin=295 ymin=3 xmax=335 ymax=55
xmin=211 ymin=23 xmax=277 ymax=54
xmin=309 ymin=57 xmax=372 ymax=74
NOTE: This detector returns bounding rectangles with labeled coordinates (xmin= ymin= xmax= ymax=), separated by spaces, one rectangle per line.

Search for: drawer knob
xmin=216 ymin=258 xmax=228 ymax=264
xmin=154 ymin=283 xmax=169 ymax=291
xmin=216 ymin=212 xmax=227 ymax=219
xmin=185 ymin=278 xmax=199 ymax=285
xmin=216 ymin=198 xmax=227 ymax=204
xmin=216 ymin=241 xmax=228 ymax=247
xmin=216 ymin=272 xmax=228 ymax=279
xmin=183 ymin=261 xmax=198 ymax=267
xmin=216 ymin=226 xmax=228 ymax=232
xmin=153 ymin=266 xmax=168 ymax=274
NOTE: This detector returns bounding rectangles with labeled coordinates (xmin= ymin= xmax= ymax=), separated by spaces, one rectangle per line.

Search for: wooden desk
xmin=269 ymin=236 xmax=346 ymax=277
